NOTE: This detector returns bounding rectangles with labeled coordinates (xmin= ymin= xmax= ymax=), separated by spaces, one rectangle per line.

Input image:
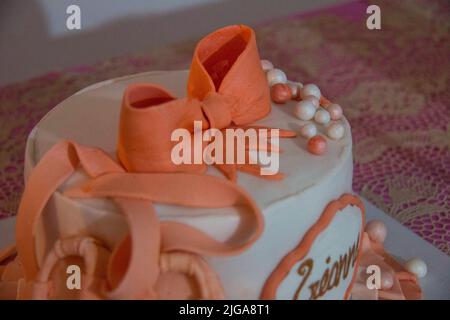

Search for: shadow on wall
xmin=0 ymin=0 xmax=346 ymax=86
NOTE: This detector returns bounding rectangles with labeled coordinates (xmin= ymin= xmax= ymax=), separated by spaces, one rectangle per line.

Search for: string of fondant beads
xmin=261 ymin=59 xmax=349 ymax=155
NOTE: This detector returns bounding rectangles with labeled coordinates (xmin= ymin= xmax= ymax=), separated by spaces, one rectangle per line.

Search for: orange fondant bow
xmin=118 ymin=25 xmax=294 ymax=180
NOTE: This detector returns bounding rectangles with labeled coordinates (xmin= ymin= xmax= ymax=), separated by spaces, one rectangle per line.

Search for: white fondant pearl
xmin=294 ymin=100 xmax=316 ymax=121
xmin=303 ymin=95 xmax=320 ymax=109
xmin=380 ymin=270 xmax=394 ymax=290
xmin=365 ymin=220 xmax=387 ymax=243
xmin=301 ymin=83 xmax=321 ymax=100
xmin=314 ymin=108 xmax=331 ymax=125
xmin=405 ymin=258 xmax=427 ymax=278
xmin=328 ymin=103 xmax=343 ymax=120
xmin=299 ymin=123 xmax=317 ymax=138
xmin=287 ymin=81 xmax=303 ymax=99
xmin=266 ymin=68 xmax=287 ymax=86
xmin=326 ymin=122 xmax=345 ymax=140
xmin=261 ymin=59 xmax=274 ymax=71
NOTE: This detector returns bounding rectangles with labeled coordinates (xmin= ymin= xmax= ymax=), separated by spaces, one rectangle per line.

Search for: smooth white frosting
xmin=25 ymin=70 xmax=363 ymax=299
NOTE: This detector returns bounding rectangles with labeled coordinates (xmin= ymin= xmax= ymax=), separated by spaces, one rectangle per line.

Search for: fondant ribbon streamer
xmin=5 ymin=140 xmax=263 ymax=299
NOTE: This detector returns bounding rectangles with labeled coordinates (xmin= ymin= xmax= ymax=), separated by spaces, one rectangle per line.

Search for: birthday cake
xmin=0 ymin=25 xmax=422 ymax=300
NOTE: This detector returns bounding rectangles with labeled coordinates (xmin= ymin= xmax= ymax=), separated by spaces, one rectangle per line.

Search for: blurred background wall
xmin=0 ymin=0 xmax=348 ymax=86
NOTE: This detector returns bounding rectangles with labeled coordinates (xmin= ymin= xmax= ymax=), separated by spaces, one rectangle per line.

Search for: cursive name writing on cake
xmin=293 ymin=234 xmax=360 ymax=300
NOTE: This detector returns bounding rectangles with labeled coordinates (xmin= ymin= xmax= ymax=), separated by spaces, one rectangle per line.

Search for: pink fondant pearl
xmin=365 ymin=220 xmax=387 ymax=243
xmin=327 ymin=104 xmax=343 ymax=120
xmin=380 ymin=270 xmax=394 ymax=290
xmin=271 ymin=83 xmax=292 ymax=104
xmin=307 ymin=135 xmax=327 ymax=155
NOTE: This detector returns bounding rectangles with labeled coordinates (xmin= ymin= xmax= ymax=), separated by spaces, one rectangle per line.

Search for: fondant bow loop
xmin=118 ymin=24 xmax=277 ymax=175
xmin=118 ymin=84 xmax=207 ymax=173
xmin=118 ymin=85 xmax=238 ymax=174
xmin=188 ymin=24 xmax=271 ymax=125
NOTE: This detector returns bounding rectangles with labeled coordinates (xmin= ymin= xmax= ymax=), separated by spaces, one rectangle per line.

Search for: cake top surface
xmin=26 ymin=70 xmax=352 ymax=218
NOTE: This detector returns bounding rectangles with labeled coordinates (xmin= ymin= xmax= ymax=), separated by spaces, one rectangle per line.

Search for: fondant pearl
xmin=299 ymin=123 xmax=317 ymax=138
xmin=365 ymin=220 xmax=387 ymax=243
xmin=405 ymin=258 xmax=427 ymax=278
xmin=294 ymin=100 xmax=316 ymax=120
xmin=295 ymin=81 xmax=304 ymax=89
xmin=261 ymin=59 xmax=274 ymax=71
xmin=307 ymin=135 xmax=327 ymax=155
xmin=301 ymin=83 xmax=321 ymax=100
xmin=314 ymin=109 xmax=331 ymax=125
xmin=266 ymin=68 xmax=287 ymax=86
xmin=271 ymin=83 xmax=291 ymax=104
xmin=326 ymin=122 xmax=345 ymax=140
xmin=327 ymin=103 xmax=343 ymax=120
xmin=303 ymin=95 xmax=320 ymax=109
xmin=380 ymin=270 xmax=394 ymax=290
xmin=287 ymin=81 xmax=303 ymax=100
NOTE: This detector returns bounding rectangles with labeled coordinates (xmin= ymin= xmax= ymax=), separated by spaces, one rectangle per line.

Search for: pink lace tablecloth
xmin=0 ymin=0 xmax=449 ymax=254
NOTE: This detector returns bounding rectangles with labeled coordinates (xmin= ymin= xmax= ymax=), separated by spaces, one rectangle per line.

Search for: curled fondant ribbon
xmin=1 ymin=24 xmax=296 ymax=299
xmin=3 ymin=141 xmax=263 ymax=299
xmin=351 ymin=233 xmax=422 ymax=300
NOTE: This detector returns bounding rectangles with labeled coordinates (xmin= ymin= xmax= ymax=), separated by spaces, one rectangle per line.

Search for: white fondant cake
xmin=25 ymin=70 xmax=364 ymax=300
